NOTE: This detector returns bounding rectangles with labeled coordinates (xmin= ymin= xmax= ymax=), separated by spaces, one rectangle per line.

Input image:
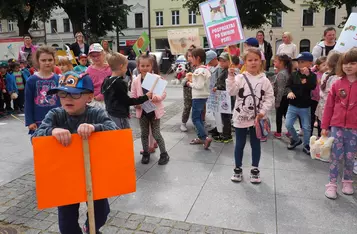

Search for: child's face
xmin=20 ymin=63 xmax=25 ymax=69
xmin=59 ymin=91 xmax=93 ymax=115
xmin=191 ymin=56 xmax=201 ymax=66
xmin=90 ymin=52 xmax=104 ymax=65
xmin=292 ymin=61 xmax=298 ymax=71
xmin=14 ymin=65 xmax=20 ymax=72
xmin=297 ymin=60 xmax=312 ymax=69
xmin=60 ymin=64 xmax=71 ymax=73
xmin=38 ymin=53 xmax=55 ymax=73
xmin=139 ymin=58 xmax=153 ymax=76
xmin=245 ymin=52 xmax=262 ymax=75
xmin=317 ymin=62 xmax=328 ymax=73
xmin=273 ymin=58 xmax=284 ymax=70
xmin=342 ymin=61 xmax=357 ymax=77
xmin=0 ymin=67 xmax=6 ymax=74
xmin=79 ymin=58 xmax=87 ymax=66
xmin=219 ymin=58 xmax=230 ymax=69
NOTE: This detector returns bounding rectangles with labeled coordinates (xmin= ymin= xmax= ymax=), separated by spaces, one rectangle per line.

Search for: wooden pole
xmin=226 ymin=46 xmax=233 ymax=64
xmin=83 ymin=139 xmax=96 ymax=234
xmin=150 ymin=76 xmax=159 ymax=92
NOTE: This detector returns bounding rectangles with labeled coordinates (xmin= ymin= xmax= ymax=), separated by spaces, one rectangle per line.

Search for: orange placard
xmin=32 ymin=129 xmax=136 ymax=209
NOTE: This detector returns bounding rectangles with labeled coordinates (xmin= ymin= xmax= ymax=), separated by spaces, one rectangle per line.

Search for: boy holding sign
xmin=32 ymin=72 xmax=118 ymax=234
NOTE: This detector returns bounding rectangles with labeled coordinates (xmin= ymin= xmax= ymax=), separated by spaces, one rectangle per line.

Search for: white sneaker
xmin=231 ymin=168 xmax=242 ymax=182
xmin=353 ymin=161 xmax=357 ymax=175
xmin=180 ymin=123 xmax=188 ymax=132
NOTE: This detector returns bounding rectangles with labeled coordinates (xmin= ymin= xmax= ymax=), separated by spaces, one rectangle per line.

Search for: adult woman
xmin=101 ymin=40 xmax=112 ymax=56
xmin=256 ymin=30 xmax=273 ymax=71
xmin=312 ymin=27 xmax=336 ymax=62
xmin=276 ymin=32 xmax=298 ymax=59
xmin=18 ymin=34 xmax=38 ymax=63
xmin=70 ymin=32 xmax=90 ymax=58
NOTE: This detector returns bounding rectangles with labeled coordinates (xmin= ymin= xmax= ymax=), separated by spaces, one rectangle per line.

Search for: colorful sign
xmin=133 ymin=32 xmax=150 ymax=57
xmin=167 ymin=28 xmax=201 ymax=55
xmin=32 ymin=129 xmax=136 ymax=209
xmin=334 ymin=13 xmax=357 ymax=53
xmin=199 ymin=0 xmax=244 ymax=48
xmin=207 ymin=90 xmax=231 ymax=114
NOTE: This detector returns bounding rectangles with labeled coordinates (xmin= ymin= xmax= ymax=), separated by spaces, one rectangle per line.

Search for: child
xmin=10 ymin=61 xmax=27 ymax=112
xmin=213 ymin=52 xmax=233 ymax=143
xmin=0 ymin=62 xmax=7 ymax=116
xmin=180 ymin=47 xmax=195 ymax=132
xmin=322 ymin=47 xmax=357 ymax=199
xmin=87 ymin=43 xmax=112 ymax=109
xmin=285 ymin=52 xmax=317 ymax=155
xmin=273 ymin=54 xmax=293 ymax=139
xmin=58 ymin=56 xmax=74 ymax=74
xmin=186 ymin=48 xmax=212 ymax=149
xmin=20 ymin=60 xmax=31 ymax=81
xmin=310 ymin=56 xmax=327 ymax=137
xmin=315 ymin=51 xmax=341 ymax=131
xmin=32 ymin=72 xmax=118 ymax=234
xmin=131 ymin=53 xmax=170 ymax=165
xmin=74 ymin=54 xmax=88 ymax=74
xmin=102 ymin=52 xmax=152 ymax=128
xmin=226 ymin=47 xmax=274 ymax=183
xmin=25 ymin=46 xmax=61 ymax=134
xmin=4 ymin=62 xmax=18 ymax=112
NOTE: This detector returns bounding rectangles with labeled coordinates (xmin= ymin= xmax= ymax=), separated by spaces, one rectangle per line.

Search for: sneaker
xmin=140 ymin=147 xmax=155 ymax=155
xmin=250 ymin=168 xmax=261 ymax=184
xmin=285 ymin=132 xmax=292 ymax=138
xmin=260 ymin=137 xmax=267 ymax=142
xmin=231 ymin=168 xmax=243 ymax=182
xmin=204 ymin=122 xmax=211 ymax=128
xmin=208 ymin=127 xmax=218 ymax=134
xmin=353 ymin=161 xmax=357 ymax=175
xmin=203 ymin=137 xmax=212 ymax=150
xmin=180 ymin=123 xmax=188 ymax=132
xmin=141 ymin=152 xmax=150 ymax=164
xmin=222 ymin=136 xmax=233 ymax=143
xmin=213 ymin=135 xmax=223 ymax=143
xmin=158 ymin=152 xmax=170 ymax=165
xmin=298 ymin=129 xmax=304 ymax=136
xmin=287 ymin=139 xmax=302 ymax=150
xmin=303 ymin=145 xmax=311 ymax=155
xmin=342 ymin=180 xmax=354 ymax=195
xmin=274 ymin=132 xmax=282 ymax=139
xmin=325 ymin=182 xmax=337 ymax=199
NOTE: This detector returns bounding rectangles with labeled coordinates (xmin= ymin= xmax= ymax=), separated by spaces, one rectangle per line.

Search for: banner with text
xmin=199 ymin=0 xmax=244 ymax=48
xmin=167 ymin=28 xmax=201 ymax=55
xmin=334 ymin=13 xmax=357 ymax=53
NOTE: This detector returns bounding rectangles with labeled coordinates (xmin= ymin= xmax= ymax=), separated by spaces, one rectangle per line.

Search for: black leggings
xmin=275 ymin=96 xmax=289 ymax=133
xmin=310 ymin=100 xmax=321 ymax=137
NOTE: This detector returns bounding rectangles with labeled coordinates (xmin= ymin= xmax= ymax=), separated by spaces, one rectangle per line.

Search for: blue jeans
xmin=285 ymin=105 xmax=311 ymax=146
xmin=192 ymin=98 xmax=207 ymax=140
xmin=234 ymin=127 xmax=261 ymax=168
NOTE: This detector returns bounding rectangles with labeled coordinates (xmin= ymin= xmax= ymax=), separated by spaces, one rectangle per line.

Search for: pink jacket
xmin=18 ymin=44 xmax=38 ymax=61
xmin=322 ymin=77 xmax=357 ymax=130
xmin=131 ymin=74 xmax=166 ymax=119
xmin=86 ymin=65 xmax=112 ymax=101
xmin=226 ymin=71 xmax=274 ymax=128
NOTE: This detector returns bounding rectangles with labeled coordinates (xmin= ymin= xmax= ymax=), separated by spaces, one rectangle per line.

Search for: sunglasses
xmin=57 ymin=91 xmax=91 ymax=99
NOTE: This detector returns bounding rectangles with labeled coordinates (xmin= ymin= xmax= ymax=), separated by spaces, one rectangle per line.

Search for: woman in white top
xmin=276 ymin=32 xmax=298 ymax=59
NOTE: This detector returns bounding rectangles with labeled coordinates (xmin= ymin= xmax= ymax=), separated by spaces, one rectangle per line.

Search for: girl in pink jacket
xmin=226 ymin=47 xmax=274 ymax=184
xmin=322 ymin=47 xmax=357 ymax=200
xmin=131 ymin=54 xmax=169 ymax=165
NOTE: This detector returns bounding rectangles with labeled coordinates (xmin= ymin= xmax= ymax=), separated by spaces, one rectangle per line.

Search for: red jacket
xmin=0 ymin=74 xmax=5 ymax=90
xmin=322 ymin=77 xmax=357 ymax=130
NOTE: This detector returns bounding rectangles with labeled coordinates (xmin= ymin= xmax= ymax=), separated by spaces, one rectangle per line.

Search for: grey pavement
xmin=1 ymin=86 xmax=357 ymax=234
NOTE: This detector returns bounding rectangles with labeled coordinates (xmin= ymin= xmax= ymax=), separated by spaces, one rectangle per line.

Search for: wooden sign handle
xmin=226 ymin=46 xmax=233 ymax=64
xmin=83 ymin=139 xmax=96 ymax=234
xmin=150 ymin=76 xmax=159 ymax=93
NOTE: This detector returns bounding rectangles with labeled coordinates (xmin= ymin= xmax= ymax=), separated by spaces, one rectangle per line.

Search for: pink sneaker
xmin=274 ymin=132 xmax=282 ymax=139
xmin=342 ymin=180 xmax=354 ymax=195
xmin=260 ymin=137 xmax=267 ymax=142
xmin=325 ymin=182 xmax=337 ymax=199
xmin=285 ymin=132 xmax=291 ymax=138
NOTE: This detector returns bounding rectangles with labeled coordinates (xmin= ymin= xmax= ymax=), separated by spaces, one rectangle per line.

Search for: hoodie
xmin=312 ymin=41 xmax=336 ymax=62
xmin=226 ymin=71 xmax=274 ymax=128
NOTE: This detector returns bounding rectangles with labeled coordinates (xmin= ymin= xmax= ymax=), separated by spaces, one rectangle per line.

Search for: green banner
xmin=132 ymin=32 xmax=150 ymax=57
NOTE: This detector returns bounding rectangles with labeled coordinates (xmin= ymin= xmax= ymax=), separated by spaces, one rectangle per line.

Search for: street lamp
xmin=269 ymin=30 xmax=273 ymax=41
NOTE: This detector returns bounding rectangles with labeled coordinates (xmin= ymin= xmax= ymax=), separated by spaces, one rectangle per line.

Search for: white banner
xmin=334 ymin=13 xmax=357 ymax=53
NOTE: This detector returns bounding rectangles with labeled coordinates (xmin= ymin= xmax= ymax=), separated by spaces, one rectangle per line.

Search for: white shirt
xmin=277 ymin=43 xmax=297 ymax=59
xmin=259 ymin=43 xmax=265 ymax=53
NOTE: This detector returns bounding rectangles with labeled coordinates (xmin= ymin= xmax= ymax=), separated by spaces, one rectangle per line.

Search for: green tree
xmin=0 ymin=0 xmax=56 ymax=36
xmin=181 ymin=0 xmax=295 ymax=29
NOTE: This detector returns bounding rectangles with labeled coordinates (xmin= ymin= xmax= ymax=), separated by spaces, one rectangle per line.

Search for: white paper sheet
xmin=141 ymin=100 xmax=156 ymax=113
xmin=141 ymin=73 xmax=168 ymax=96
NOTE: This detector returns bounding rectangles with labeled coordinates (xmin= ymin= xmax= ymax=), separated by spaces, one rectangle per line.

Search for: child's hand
xmin=28 ymin=123 xmax=37 ymax=131
xmin=135 ymin=105 xmax=141 ymax=109
xmin=212 ymin=87 xmax=217 ymax=92
xmin=301 ymin=78 xmax=307 ymax=84
xmin=152 ymin=96 xmax=159 ymax=102
xmin=287 ymin=92 xmax=296 ymax=99
xmin=186 ymin=82 xmax=192 ymax=87
xmin=228 ymin=68 xmax=235 ymax=76
xmin=52 ymin=128 xmax=71 ymax=147
xmin=2 ymin=89 xmax=6 ymax=93
xmin=300 ymin=67 xmax=310 ymax=76
xmin=321 ymin=129 xmax=329 ymax=137
xmin=77 ymin=124 xmax=95 ymax=140
xmin=146 ymin=91 xmax=153 ymax=99
xmin=256 ymin=113 xmax=265 ymax=120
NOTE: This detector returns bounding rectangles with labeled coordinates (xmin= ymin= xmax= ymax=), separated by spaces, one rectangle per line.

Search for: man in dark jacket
xmin=256 ymin=30 xmax=273 ymax=71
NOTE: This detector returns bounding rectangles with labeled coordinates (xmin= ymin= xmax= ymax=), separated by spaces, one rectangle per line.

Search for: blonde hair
xmin=283 ymin=32 xmax=293 ymax=42
xmin=107 ymin=52 xmax=128 ymax=71
xmin=243 ymin=47 xmax=265 ymax=73
xmin=57 ymin=56 xmax=74 ymax=70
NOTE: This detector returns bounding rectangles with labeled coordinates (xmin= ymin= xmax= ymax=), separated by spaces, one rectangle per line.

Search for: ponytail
xmin=276 ymin=54 xmax=293 ymax=75
xmin=321 ymin=51 xmax=341 ymax=91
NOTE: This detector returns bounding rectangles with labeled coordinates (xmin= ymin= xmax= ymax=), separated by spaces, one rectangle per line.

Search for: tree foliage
xmin=181 ymin=0 xmax=295 ymax=29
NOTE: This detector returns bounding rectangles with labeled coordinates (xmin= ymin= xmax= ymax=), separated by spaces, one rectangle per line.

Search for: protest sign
xmin=334 ymin=13 xmax=357 ymax=53
xmin=199 ymin=0 xmax=244 ymax=48
xmin=168 ymin=28 xmax=201 ymax=55
xmin=142 ymin=100 xmax=156 ymax=113
xmin=217 ymin=90 xmax=231 ymax=114
xmin=56 ymin=50 xmax=77 ymax=64
xmin=141 ymin=73 xmax=168 ymax=96
xmin=133 ymin=32 xmax=150 ymax=57
xmin=33 ymin=129 xmax=136 ymax=209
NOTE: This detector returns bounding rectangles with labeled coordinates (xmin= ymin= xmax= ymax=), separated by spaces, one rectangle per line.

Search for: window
xmin=63 ymin=18 xmax=70 ymax=32
xmin=0 ymin=22 xmax=2 ymax=32
xmin=118 ymin=0 xmax=123 ymax=4
xmin=8 ymin=20 xmax=14 ymax=32
xmin=135 ymin=13 xmax=143 ymax=28
xmin=172 ymin=10 xmax=180 ymax=25
xmin=300 ymin=39 xmax=311 ymax=52
xmin=203 ymin=37 xmax=209 ymax=49
xmin=155 ymin=39 xmax=169 ymax=50
xmin=189 ymin=11 xmax=196 ymax=24
xmin=50 ymin=19 xmax=57 ymax=33
xmin=324 ymin=8 xmax=336 ymax=25
xmin=302 ymin=9 xmax=313 ymax=26
xmin=271 ymin=12 xmax=282 ymax=27
xmin=156 ymin=11 xmax=163 ymax=26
